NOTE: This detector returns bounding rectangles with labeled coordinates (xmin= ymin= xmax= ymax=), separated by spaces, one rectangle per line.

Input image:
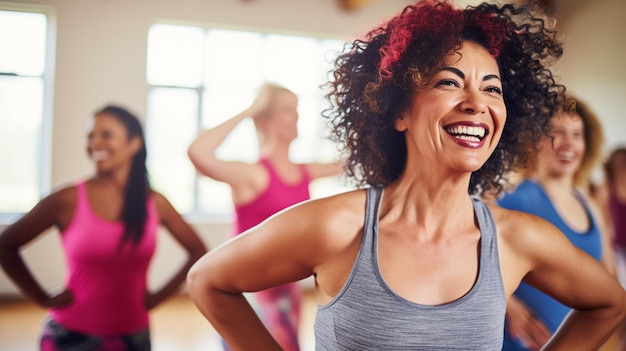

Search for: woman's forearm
xmin=187 ymin=281 xmax=282 ymax=351
xmin=0 ymin=250 xmax=51 ymax=305
xmin=187 ymin=109 xmax=250 ymax=160
xmin=542 ymin=303 xmax=626 ymax=350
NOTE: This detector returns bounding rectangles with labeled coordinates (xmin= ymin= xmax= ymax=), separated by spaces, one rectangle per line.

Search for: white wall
xmin=1 ymin=0 xmax=625 ymax=296
xmin=555 ymin=0 xmax=626 ymax=152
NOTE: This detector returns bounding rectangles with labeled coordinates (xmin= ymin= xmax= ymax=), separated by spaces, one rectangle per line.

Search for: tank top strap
xmin=361 ymin=186 xmax=383 ymax=266
xmin=471 ymin=196 xmax=503 ymax=292
xmin=298 ymin=163 xmax=311 ymax=183
xmin=471 ymin=196 xmax=495 ymax=246
xmin=365 ymin=186 xmax=383 ymax=242
xmin=74 ymin=180 xmax=89 ymax=218
xmin=258 ymin=157 xmax=275 ymax=175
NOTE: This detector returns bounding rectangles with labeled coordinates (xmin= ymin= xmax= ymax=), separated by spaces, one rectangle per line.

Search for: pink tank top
xmin=610 ymin=187 xmax=626 ymax=248
xmin=233 ymin=158 xmax=311 ymax=234
xmin=50 ymin=181 xmax=158 ymax=335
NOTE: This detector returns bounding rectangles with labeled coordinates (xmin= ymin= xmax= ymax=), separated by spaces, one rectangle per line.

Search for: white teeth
xmin=91 ymin=150 xmax=109 ymax=161
xmin=457 ymin=135 xmax=480 ymax=142
xmin=557 ymin=151 xmax=575 ymax=161
xmin=445 ymin=125 xmax=486 ymax=138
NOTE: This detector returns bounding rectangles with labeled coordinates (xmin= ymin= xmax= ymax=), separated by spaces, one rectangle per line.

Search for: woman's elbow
xmin=186 ymin=259 xmax=208 ymax=300
xmin=614 ymin=288 xmax=626 ymax=321
xmin=187 ymin=145 xmax=202 ymax=167
xmin=191 ymin=242 xmax=209 ymax=262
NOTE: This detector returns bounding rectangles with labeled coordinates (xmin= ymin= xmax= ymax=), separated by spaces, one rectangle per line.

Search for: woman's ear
xmin=129 ymin=136 xmax=143 ymax=156
xmin=394 ymin=113 xmax=408 ymax=132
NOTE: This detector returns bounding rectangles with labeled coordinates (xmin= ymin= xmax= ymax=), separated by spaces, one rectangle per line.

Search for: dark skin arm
xmin=0 ymin=186 xmax=76 ymax=307
xmin=145 ymin=192 xmax=208 ymax=309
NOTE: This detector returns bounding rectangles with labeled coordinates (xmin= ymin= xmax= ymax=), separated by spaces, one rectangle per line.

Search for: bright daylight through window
xmin=146 ymin=24 xmax=346 ymax=217
xmin=0 ymin=9 xmax=49 ymax=219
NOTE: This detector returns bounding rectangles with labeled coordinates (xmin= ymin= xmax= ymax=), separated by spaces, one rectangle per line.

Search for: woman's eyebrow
xmin=440 ymin=67 xmax=501 ymax=82
xmin=484 ymin=74 xmax=502 ymax=82
xmin=441 ymin=66 xmax=464 ymax=78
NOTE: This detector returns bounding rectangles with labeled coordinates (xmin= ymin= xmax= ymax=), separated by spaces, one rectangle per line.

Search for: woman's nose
xmin=459 ymin=89 xmax=487 ymax=114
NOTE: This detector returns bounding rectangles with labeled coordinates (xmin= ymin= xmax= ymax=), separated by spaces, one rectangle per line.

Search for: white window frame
xmin=0 ymin=2 xmax=55 ymax=224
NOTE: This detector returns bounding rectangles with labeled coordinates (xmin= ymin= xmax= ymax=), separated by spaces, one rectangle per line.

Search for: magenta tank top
xmin=233 ymin=158 xmax=311 ymax=234
xmin=50 ymin=181 xmax=158 ymax=335
xmin=610 ymin=187 xmax=626 ymax=248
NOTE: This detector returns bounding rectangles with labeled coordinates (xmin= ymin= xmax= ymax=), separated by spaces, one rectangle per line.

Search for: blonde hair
xmin=255 ymin=83 xmax=295 ymax=120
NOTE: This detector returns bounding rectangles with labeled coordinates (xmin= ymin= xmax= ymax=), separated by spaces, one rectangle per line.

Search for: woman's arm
xmin=500 ymin=210 xmax=626 ymax=350
xmin=585 ymin=191 xmax=617 ymax=276
xmin=145 ymin=192 xmax=208 ymax=309
xmin=0 ymin=188 xmax=75 ymax=307
xmin=187 ymin=85 xmax=272 ymax=185
xmin=186 ymin=191 xmax=363 ymax=350
xmin=305 ymin=160 xmax=345 ymax=180
xmin=505 ymin=295 xmax=552 ymax=351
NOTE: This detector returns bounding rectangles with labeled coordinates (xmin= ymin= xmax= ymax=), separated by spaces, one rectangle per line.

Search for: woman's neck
xmin=533 ymin=175 xmax=578 ymax=204
xmin=93 ymin=169 xmax=129 ymax=191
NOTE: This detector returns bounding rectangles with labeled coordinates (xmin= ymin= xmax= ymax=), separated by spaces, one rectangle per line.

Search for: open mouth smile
xmin=443 ymin=122 xmax=491 ymax=148
xmin=90 ymin=150 xmax=109 ymax=162
xmin=444 ymin=123 xmax=489 ymax=142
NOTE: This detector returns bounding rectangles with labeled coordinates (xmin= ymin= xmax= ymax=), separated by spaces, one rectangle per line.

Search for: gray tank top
xmin=314 ymin=186 xmax=506 ymax=350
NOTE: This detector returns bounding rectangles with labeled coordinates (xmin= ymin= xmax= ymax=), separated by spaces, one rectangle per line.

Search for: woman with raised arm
xmin=187 ymin=83 xmax=343 ymax=351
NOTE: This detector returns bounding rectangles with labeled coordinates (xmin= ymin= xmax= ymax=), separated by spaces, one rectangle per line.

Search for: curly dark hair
xmin=322 ymin=0 xmax=566 ymax=197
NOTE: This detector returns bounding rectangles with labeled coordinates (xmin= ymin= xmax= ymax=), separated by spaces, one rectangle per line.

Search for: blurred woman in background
xmin=187 ymin=83 xmax=343 ymax=351
xmin=498 ymin=96 xmax=615 ymax=350
xmin=0 ymin=104 xmax=207 ymax=351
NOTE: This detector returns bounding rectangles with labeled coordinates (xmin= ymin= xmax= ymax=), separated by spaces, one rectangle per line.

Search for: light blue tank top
xmin=314 ymin=186 xmax=506 ymax=350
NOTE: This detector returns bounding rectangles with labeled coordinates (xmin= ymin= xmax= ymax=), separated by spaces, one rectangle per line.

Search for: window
xmin=146 ymin=24 xmax=346 ymax=218
xmin=0 ymin=8 xmax=52 ymax=220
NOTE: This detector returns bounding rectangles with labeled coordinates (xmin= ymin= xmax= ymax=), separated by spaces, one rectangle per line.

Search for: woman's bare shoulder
xmin=45 ymin=182 xmax=79 ymax=207
xmin=270 ymin=188 xmax=368 ymax=249
xmin=305 ymin=188 xmax=367 ymax=226
xmin=487 ymin=202 xmax=564 ymax=251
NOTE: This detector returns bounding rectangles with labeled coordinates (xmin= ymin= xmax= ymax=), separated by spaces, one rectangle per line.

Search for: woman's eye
xmin=486 ymin=86 xmax=503 ymax=95
xmin=436 ymin=79 xmax=458 ymax=87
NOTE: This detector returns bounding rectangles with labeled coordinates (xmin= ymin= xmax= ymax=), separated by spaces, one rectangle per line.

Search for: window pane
xmin=146 ymin=87 xmax=198 ymax=212
xmin=146 ymin=24 xmax=204 ymax=87
xmin=197 ymin=177 xmax=233 ymax=216
xmin=260 ymin=36 xmax=343 ymax=163
xmin=202 ymin=88 xmax=258 ymax=161
xmin=319 ymin=39 xmax=346 ymax=86
xmin=0 ymin=76 xmax=43 ymax=212
xmin=0 ymin=11 xmax=47 ymax=75
xmin=204 ymin=30 xmax=264 ymax=87
xmin=263 ymin=34 xmax=321 ymax=94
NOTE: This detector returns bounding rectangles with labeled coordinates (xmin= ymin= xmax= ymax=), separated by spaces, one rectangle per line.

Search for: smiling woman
xmin=0 ymin=105 xmax=207 ymax=351
xmin=393 ymin=41 xmax=506 ymax=173
xmin=497 ymin=95 xmax=615 ymax=350
xmin=185 ymin=1 xmax=626 ymax=350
